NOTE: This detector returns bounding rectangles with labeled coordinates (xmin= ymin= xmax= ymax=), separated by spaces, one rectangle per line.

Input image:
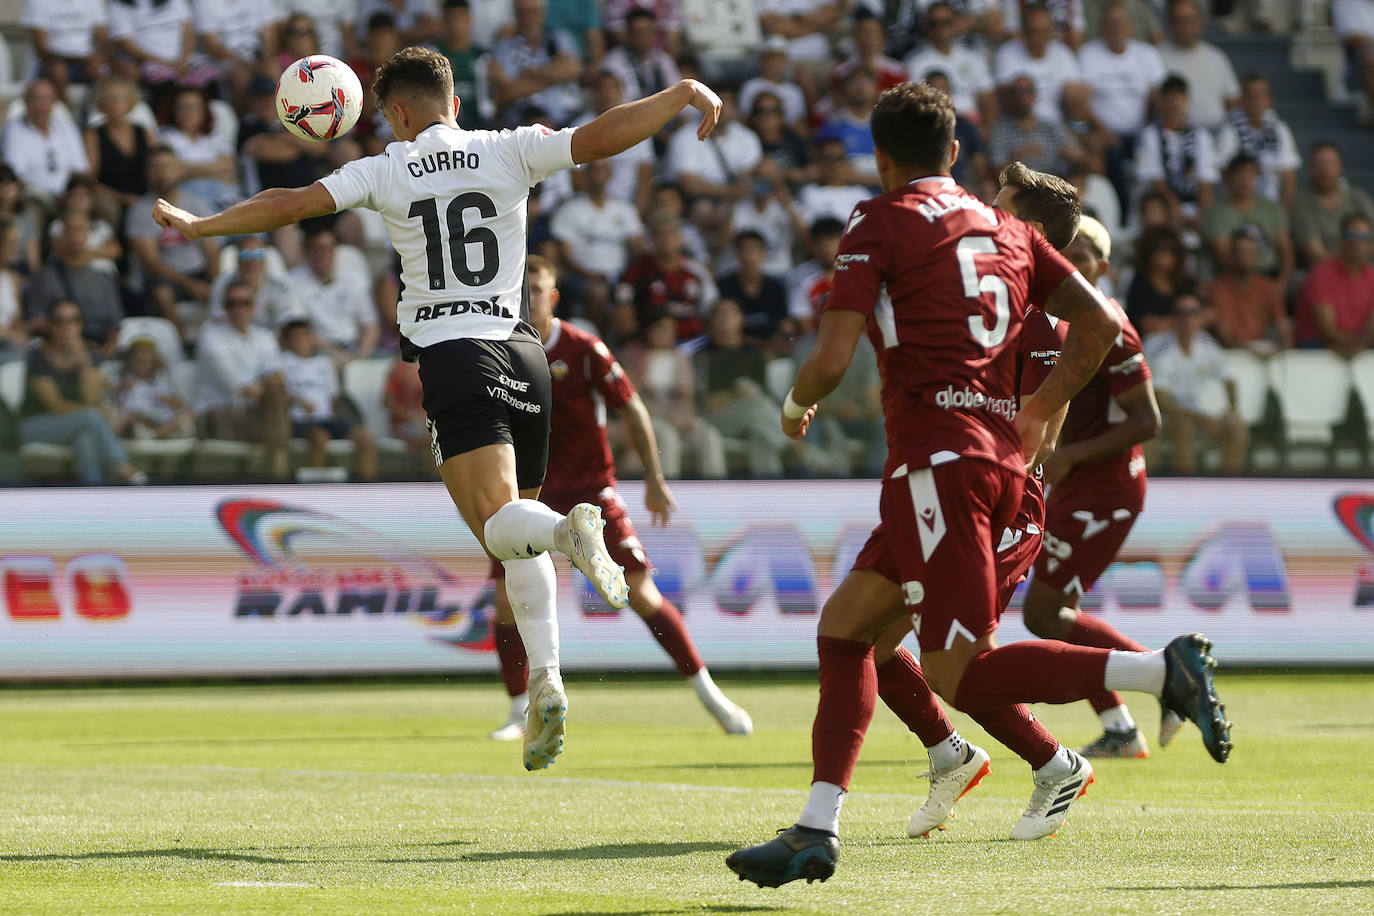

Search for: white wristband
xmin=783 ymin=389 xmax=812 ymax=420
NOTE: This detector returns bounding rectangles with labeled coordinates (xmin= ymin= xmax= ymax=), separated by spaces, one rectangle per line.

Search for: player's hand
xmin=782 ymin=404 xmax=816 ymax=440
xmin=645 ymin=477 xmax=676 ymax=528
xmin=152 ymin=198 xmax=201 ymax=240
xmin=1040 ymin=447 xmax=1076 ymax=485
xmin=683 ymin=79 xmax=722 ymax=140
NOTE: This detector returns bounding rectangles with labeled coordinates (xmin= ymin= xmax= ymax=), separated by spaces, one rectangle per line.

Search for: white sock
xmin=1033 ymin=745 xmax=1074 ymax=782
xmin=690 ymin=669 xmax=730 ymax=715
xmin=484 ymin=499 xmax=564 ymax=560
xmin=509 ymin=691 xmax=529 ymax=718
xmin=926 ymin=731 xmax=966 ymax=772
xmin=502 ymin=555 xmax=559 ymax=670
xmin=1103 ymin=649 xmax=1166 ymax=696
xmin=1098 ymin=704 xmax=1137 ymax=734
xmin=797 ymin=781 xmax=845 ymax=835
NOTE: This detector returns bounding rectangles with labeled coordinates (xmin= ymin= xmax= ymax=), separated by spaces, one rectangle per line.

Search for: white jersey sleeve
xmin=319 ymin=153 xmax=389 ymax=213
xmin=511 ymin=124 xmax=577 ymax=187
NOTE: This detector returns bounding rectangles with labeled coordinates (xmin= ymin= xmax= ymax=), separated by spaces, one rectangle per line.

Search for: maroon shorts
xmin=490 ymin=485 xmax=650 ymax=580
xmin=1032 ymin=470 xmax=1147 ymax=596
xmin=852 ymin=458 xmax=1023 ymax=653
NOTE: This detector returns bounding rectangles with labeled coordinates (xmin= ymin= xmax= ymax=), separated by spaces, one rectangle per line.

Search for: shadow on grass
xmin=539 ymin=908 xmax=785 ymax=916
xmin=0 ymin=847 xmax=300 ymax=864
xmin=1116 ymin=880 xmax=1374 ymax=891
xmin=625 ymin=760 xmax=912 ymax=771
xmin=378 ymin=840 xmax=738 ymax=864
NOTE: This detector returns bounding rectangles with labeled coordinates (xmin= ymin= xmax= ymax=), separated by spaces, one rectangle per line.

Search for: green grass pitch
xmin=1 ymin=671 xmax=1371 ymax=915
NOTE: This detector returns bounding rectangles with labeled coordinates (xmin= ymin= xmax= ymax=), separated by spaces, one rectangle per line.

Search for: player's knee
xmin=627 ymin=572 xmax=660 ymax=619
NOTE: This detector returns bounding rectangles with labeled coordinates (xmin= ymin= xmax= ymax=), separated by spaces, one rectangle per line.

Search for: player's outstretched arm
xmin=570 ymin=79 xmax=721 ymax=165
xmin=152 ymin=183 xmax=338 ymax=240
xmin=616 ymin=393 xmax=676 ymax=528
xmin=782 ymin=309 xmax=866 ymax=440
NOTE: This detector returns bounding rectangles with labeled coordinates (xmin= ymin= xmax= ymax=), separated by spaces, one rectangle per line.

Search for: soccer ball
xmin=276 ymin=55 xmax=363 ymax=142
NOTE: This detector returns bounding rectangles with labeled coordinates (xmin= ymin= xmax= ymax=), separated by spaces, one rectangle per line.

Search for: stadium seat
xmin=341 ymin=358 xmax=413 ymax=467
xmin=1223 ymin=349 xmax=1270 ymax=427
xmin=764 ymin=357 xmax=795 ymax=403
xmin=0 ymin=359 xmax=22 ymax=413
xmin=1269 ymin=350 xmax=1353 ymax=468
xmin=116 ymin=317 xmax=186 ymax=368
xmin=1350 ymin=352 xmax=1374 ymax=439
xmin=168 ymin=361 xmax=259 ymax=475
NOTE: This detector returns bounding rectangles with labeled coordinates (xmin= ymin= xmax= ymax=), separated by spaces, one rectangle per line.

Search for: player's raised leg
xmin=626 ymin=569 xmax=753 ymax=734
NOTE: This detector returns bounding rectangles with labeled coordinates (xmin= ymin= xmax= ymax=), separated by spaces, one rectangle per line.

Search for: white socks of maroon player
xmin=798 ymin=781 xmax=845 ymax=836
xmin=501 ymin=555 xmax=559 ymax=671
xmin=484 ymin=498 xmax=564 ymax=560
xmin=1103 ymin=649 xmax=1166 ymax=696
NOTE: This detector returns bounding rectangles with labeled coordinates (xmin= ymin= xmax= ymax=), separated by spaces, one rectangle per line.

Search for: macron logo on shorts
xmin=908 ymin=469 xmax=946 ymax=561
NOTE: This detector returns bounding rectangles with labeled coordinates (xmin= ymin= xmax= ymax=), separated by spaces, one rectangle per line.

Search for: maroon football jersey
xmin=828 ymin=177 xmax=1078 ymax=477
xmin=1055 ymin=298 xmax=1152 ymax=493
xmin=540 ymin=319 xmax=637 ymax=497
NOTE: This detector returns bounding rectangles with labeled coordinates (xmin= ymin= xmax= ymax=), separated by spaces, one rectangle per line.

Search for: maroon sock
xmin=493 ymin=622 xmax=529 ymax=697
xmin=1067 ymin=613 xmax=1149 ymax=653
xmin=876 ymin=647 xmax=953 ymax=747
xmin=969 ymin=705 xmax=1060 ymax=769
xmin=1065 ymin=614 xmax=1147 ymax=718
xmin=952 ymin=641 xmax=1110 ymax=712
xmin=644 ymin=600 xmax=704 ymax=677
xmin=812 ymin=636 xmax=878 ymax=790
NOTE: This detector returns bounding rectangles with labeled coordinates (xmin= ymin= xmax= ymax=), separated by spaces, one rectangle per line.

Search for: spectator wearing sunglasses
xmin=1295 ymin=213 xmax=1374 ymax=357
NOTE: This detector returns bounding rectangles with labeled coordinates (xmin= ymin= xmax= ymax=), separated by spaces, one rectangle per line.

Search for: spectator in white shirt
xmin=600 ymin=7 xmax=682 ymax=103
xmin=289 ymin=227 xmax=379 ymax=362
xmin=1158 ymin=0 xmax=1239 ymax=133
xmin=551 ymin=158 xmax=646 ymax=322
xmin=667 ymin=91 xmax=764 ymax=207
xmin=1144 ymin=293 xmax=1247 ymax=474
xmin=279 ymin=319 xmax=378 ymax=480
xmin=1135 ymin=75 xmax=1219 ymax=228
xmin=209 ymin=236 xmax=303 ymax=327
xmin=284 ymin=0 xmax=358 ymax=59
xmin=757 ymin=0 xmax=845 ymax=67
xmin=792 ymin=137 xmax=869 ymax=235
xmin=158 ymin=86 xmax=241 ymax=211
xmin=109 ymin=0 xmax=211 ymax=104
xmin=194 ymin=280 xmax=290 ymax=477
xmin=194 ymin=0 xmax=280 ymax=103
xmin=908 ymin=2 xmax=997 ymax=124
xmin=2 ymin=79 xmax=91 ymax=204
xmin=1335 ymin=0 xmax=1374 ymax=115
xmin=992 ymin=2 xmax=1084 ymax=124
xmin=22 ymin=0 xmax=109 ymax=94
xmin=572 ymin=70 xmax=653 ymax=213
xmin=740 ymin=37 xmax=809 ymax=130
xmin=1002 ymin=0 xmax=1084 ymax=50
xmin=1215 ymin=73 xmax=1300 ymax=210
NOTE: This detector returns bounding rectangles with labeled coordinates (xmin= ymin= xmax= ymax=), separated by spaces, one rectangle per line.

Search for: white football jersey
xmin=320 ymin=122 xmax=576 ymax=349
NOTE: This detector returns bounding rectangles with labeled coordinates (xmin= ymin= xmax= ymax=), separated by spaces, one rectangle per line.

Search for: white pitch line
xmin=51 ymin=761 xmax=1371 ymax=817
xmin=216 ymin=882 xmax=311 ymax=888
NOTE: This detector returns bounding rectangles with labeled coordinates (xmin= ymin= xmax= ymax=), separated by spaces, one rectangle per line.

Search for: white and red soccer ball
xmin=276 ymin=55 xmax=363 ymax=142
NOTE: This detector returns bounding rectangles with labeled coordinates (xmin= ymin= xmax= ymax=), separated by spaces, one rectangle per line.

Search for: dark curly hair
xmin=372 ymin=46 xmax=454 ymax=109
xmin=870 ymin=82 xmax=955 ymax=172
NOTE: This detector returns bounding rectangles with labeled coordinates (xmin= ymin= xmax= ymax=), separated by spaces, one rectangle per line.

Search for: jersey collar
xmin=907 ymin=175 xmax=956 ymax=188
xmin=542 ymin=318 xmax=562 ymax=352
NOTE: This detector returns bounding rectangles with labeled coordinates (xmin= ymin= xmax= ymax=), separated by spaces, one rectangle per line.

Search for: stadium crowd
xmin=0 ymin=0 xmax=1372 ymax=484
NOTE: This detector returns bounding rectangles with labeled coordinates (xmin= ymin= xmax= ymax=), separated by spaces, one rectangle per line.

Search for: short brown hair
xmin=526 ymin=254 xmax=557 ymax=283
xmin=998 ymin=161 xmax=1082 ymax=250
xmin=870 ymin=82 xmax=955 ymax=171
xmin=372 ymin=46 xmax=454 ymax=109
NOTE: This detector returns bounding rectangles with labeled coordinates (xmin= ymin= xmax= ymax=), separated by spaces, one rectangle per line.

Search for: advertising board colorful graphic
xmin=0 ymin=478 xmax=1370 ymax=678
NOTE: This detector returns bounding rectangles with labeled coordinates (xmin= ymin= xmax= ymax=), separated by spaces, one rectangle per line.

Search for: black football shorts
xmin=418 ymin=324 xmax=552 ymax=490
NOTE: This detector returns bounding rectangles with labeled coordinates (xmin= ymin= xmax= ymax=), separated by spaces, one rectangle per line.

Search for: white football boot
xmin=556 ymin=504 xmax=629 ymax=609
xmin=1011 ymin=749 xmax=1094 ymax=841
xmin=523 ymin=669 xmax=567 ymax=771
xmin=907 ymin=743 xmax=992 ymax=838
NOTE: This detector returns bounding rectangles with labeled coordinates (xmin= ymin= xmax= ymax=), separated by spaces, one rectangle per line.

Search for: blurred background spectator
xmin=1295 ymin=212 xmax=1374 ymax=357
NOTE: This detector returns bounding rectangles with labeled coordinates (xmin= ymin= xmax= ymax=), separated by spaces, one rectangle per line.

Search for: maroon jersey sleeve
xmin=826 ymin=202 xmax=889 ymax=319
xmin=1025 ymin=232 xmax=1080 ymax=315
xmin=1102 ymin=302 xmax=1151 ymax=396
xmin=585 ymin=335 xmax=636 ymax=411
xmin=1018 ymin=308 xmax=1068 ymax=396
